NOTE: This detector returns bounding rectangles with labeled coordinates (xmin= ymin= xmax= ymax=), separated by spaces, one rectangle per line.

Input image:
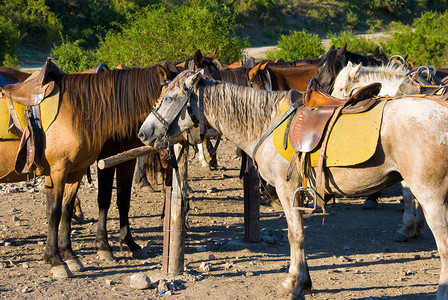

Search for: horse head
xmin=138 ymin=70 xmax=204 ymax=150
xmin=248 ymin=61 xmax=271 ymax=90
xmin=317 ymin=45 xmax=347 ymax=93
xmin=331 ymin=61 xmax=362 ymax=98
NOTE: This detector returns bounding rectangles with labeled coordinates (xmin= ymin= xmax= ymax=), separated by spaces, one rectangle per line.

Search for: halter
xmin=150 ymin=82 xmax=206 ymax=142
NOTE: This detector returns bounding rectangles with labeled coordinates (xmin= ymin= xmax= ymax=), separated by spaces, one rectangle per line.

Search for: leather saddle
xmin=396 ymin=66 xmax=447 ymax=97
xmin=1 ymin=57 xmax=65 ymax=106
xmin=289 ymin=78 xmax=381 ymax=153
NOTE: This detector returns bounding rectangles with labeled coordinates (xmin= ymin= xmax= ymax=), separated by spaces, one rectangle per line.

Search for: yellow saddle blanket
xmin=273 ymin=99 xmax=387 ymax=167
xmin=0 ymin=71 xmax=60 ymax=140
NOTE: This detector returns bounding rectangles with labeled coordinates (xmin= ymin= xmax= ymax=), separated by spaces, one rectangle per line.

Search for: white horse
xmin=332 ymin=62 xmax=428 ymax=242
xmin=331 ymin=61 xmax=408 ymax=98
xmin=138 ymin=70 xmax=448 ymax=299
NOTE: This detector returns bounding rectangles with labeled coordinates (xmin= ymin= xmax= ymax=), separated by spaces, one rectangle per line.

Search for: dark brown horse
xmin=0 ymin=62 xmax=178 ymax=278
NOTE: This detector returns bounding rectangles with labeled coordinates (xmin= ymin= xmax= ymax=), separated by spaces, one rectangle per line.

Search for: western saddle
xmin=287 ymin=78 xmax=381 ymax=211
xmin=0 ymin=58 xmax=65 ymax=175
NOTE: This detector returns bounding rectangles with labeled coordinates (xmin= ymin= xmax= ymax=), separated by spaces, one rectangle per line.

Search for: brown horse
xmin=0 ymin=62 xmax=177 ymax=278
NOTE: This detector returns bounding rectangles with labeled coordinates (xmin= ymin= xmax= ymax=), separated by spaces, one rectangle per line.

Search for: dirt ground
xmin=0 ymin=139 xmax=439 ymax=300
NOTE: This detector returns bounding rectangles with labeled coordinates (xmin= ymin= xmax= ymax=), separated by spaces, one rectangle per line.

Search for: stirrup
xmin=292 ymin=187 xmax=317 ymax=211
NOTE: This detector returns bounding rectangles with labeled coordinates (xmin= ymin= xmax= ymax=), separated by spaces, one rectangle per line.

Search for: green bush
xmin=266 ymin=30 xmax=324 ymax=60
xmin=380 ymin=11 xmax=448 ymax=67
xmin=96 ymin=2 xmax=248 ymax=66
xmin=50 ymin=38 xmax=99 ymax=73
xmin=0 ymin=16 xmax=21 ymax=66
xmin=371 ymin=0 xmax=417 ymax=15
xmin=0 ymin=0 xmax=62 ymax=47
xmin=327 ymin=31 xmax=381 ymax=55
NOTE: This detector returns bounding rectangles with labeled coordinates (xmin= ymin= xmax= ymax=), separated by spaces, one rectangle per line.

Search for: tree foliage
xmin=266 ymin=30 xmax=324 ymax=61
xmin=0 ymin=16 xmax=21 ymax=66
xmin=96 ymin=2 xmax=248 ymax=66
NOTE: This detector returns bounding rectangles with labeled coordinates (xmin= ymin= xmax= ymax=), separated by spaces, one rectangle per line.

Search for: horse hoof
xmin=65 ymin=258 xmax=85 ymax=272
xmin=363 ymin=199 xmax=378 ymax=209
xmin=393 ymin=231 xmax=409 ymax=242
xmin=277 ymin=280 xmax=294 ymax=296
xmin=132 ymin=248 xmax=148 ymax=259
xmin=50 ymin=264 xmax=74 ymax=279
xmin=97 ymin=250 xmax=116 ymax=261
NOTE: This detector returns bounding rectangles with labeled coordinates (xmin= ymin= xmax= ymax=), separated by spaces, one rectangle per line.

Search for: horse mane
xmin=345 ymin=50 xmax=383 ymax=66
xmin=355 ymin=63 xmax=408 ymax=82
xmin=59 ymin=67 xmax=162 ymax=148
xmin=219 ymin=67 xmax=249 ymax=86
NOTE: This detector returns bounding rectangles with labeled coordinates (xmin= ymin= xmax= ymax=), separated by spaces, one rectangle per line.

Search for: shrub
xmin=0 ymin=16 xmax=21 ymax=66
xmin=327 ymin=31 xmax=381 ymax=55
xmin=50 ymin=38 xmax=99 ymax=73
xmin=0 ymin=0 xmax=62 ymax=47
xmin=96 ymin=2 xmax=248 ymax=67
xmin=380 ymin=11 xmax=448 ymax=67
xmin=266 ymin=30 xmax=324 ymax=61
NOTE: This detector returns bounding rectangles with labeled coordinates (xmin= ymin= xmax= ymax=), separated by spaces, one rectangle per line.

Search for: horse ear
xmin=194 ymin=49 xmax=203 ymax=69
xmin=373 ymin=47 xmax=380 ymax=56
xmin=207 ymin=48 xmax=218 ymax=59
xmin=248 ymin=61 xmax=264 ymax=79
xmin=260 ymin=60 xmax=269 ymax=70
xmin=337 ymin=44 xmax=347 ymax=56
xmin=185 ymin=70 xmax=203 ymax=90
xmin=157 ymin=65 xmax=168 ymax=80
xmin=329 ymin=45 xmax=335 ymax=51
xmin=349 ymin=63 xmax=362 ymax=80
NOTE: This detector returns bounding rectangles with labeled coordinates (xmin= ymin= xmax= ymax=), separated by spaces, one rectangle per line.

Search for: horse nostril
xmin=138 ymin=130 xmax=146 ymax=141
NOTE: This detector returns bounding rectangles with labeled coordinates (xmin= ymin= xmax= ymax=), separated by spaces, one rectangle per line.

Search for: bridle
xmin=150 ymin=80 xmax=206 ymax=144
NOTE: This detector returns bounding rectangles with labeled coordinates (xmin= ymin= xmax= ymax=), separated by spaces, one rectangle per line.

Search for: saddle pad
xmin=273 ymin=100 xmax=387 ymax=167
xmin=0 ymin=71 xmax=60 ymax=140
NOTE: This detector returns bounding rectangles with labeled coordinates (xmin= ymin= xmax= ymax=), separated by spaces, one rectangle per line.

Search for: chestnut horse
xmin=139 ymin=70 xmax=448 ymax=299
xmin=0 ymin=62 xmax=177 ymax=278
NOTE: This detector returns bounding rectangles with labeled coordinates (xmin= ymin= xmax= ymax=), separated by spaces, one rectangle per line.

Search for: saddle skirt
xmin=0 ymin=71 xmax=60 ymax=140
xmin=273 ymin=99 xmax=387 ymax=167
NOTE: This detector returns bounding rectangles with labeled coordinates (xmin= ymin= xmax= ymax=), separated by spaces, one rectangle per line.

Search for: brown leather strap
xmin=316 ymin=105 xmax=344 ymax=187
xmin=285 ymin=150 xmax=298 ymax=181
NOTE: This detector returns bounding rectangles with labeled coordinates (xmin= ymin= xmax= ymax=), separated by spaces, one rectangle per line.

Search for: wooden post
xmin=243 ymin=157 xmax=261 ymax=242
xmin=162 ymin=142 xmax=189 ymax=274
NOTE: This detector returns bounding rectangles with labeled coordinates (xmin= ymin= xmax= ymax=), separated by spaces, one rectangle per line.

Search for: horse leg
xmin=116 ymin=159 xmax=145 ymax=258
xmin=275 ymin=182 xmax=311 ymax=298
xmin=44 ymin=174 xmax=73 ymax=279
xmin=197 ymin=142 xmax=209 ymax=168
xmin=96 ymin=165 xmax=115 ymax=260
xmin=393 ymin=182 xmax=426 ymax=241
xmin=206 ymin=137 xmax=219 ymax=170
xmin=416 ymin=195 xmax=448 ymax=299
xmin=59 ymin=180 xmax=84 ymax=273
xmin=72 ymin=196 xmax=85 ymax=223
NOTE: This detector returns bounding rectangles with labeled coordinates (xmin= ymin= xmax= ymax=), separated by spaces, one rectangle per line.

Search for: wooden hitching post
xmin=162 ymin=142 xmax=189 ymax=274
xmin=243 ymin=157 xmax=261 ymax=242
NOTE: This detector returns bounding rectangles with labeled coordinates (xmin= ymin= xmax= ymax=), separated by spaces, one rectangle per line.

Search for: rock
xmin=21 ymin=263 xmax=30 ymax=269
xmin=224 ymin=262 xmax=233 ymax=270
xmin=129 ymin=273 xmax=151 ymax=290
xmin=4 ymin=242 xmax=11 ymax=247
xmin=206 ymin=187 xmax=218 ymax=194
xmin=196 ymin=245 xmax=206 ymax=252
xmin=158 ymin=280 xmax=169 ymax=293
xmin=337 ymin=256 xmax=352 ymax=262
xmin=208 ymin=254 xmax=216 ymax=260
xmin=245 ymin=271 xmax=254 ymax=277
xmin=105 ymin=279 xmax=115 ymax=285
xmin=199 ymin=262 xmax=211 ymax=272
xmin=21 ymin=286 xmax=31 ymax=293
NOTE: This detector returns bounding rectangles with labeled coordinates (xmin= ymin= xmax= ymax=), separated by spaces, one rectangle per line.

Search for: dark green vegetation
xmin=2 ymin=0 xmax=448 ymax=71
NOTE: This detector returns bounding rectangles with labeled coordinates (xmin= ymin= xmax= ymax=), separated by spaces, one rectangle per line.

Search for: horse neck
xmin=61 ymin=68 xmax=161 ymax=149
xmin=199 ymin=79 xmax=288 ymax=154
